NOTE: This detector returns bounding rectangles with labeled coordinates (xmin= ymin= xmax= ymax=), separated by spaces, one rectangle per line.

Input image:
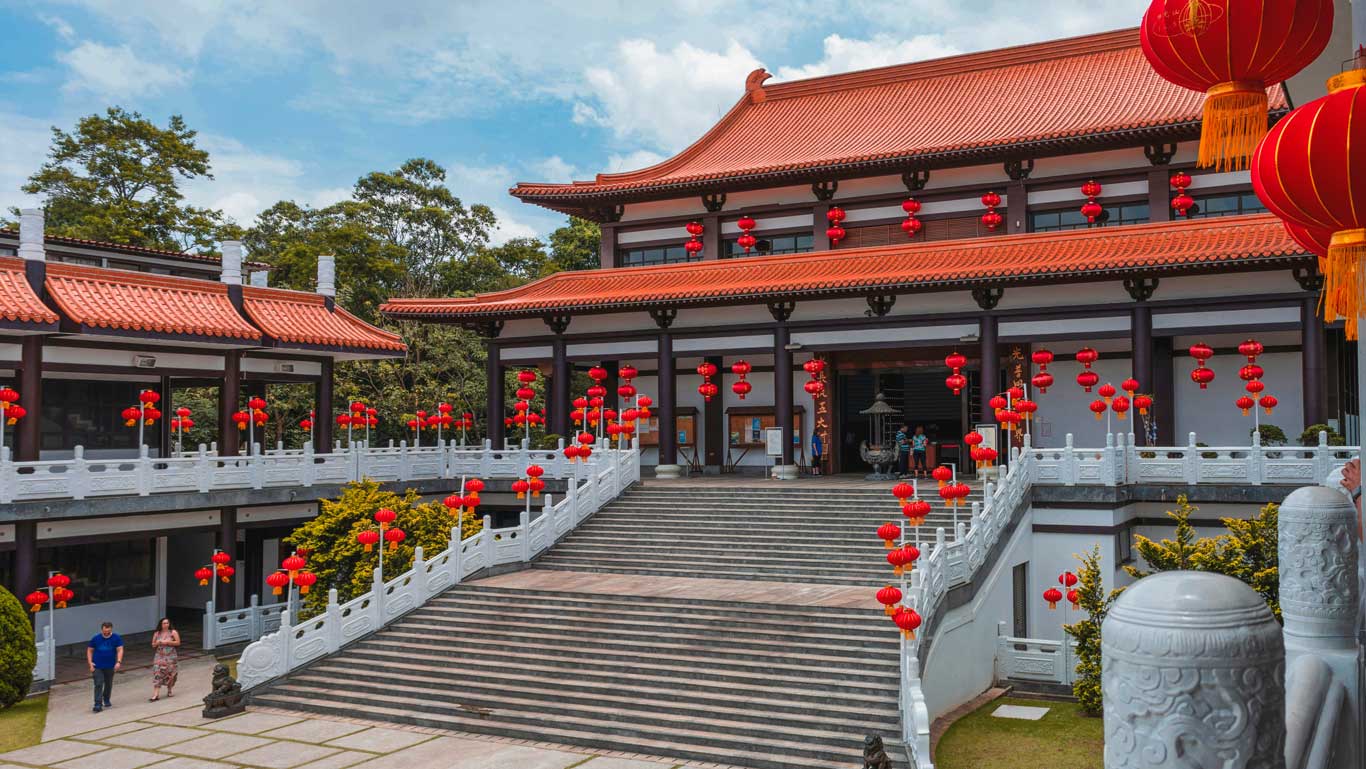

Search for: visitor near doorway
xmin=87 ymin=621 xmax=124 ymax=713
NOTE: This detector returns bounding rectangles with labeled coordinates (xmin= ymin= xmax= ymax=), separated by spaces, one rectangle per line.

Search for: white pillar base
xmin=772 ymin=464 xmax=799 ymax=480
xmin=654 ymin=464 xmax=684 ymax=479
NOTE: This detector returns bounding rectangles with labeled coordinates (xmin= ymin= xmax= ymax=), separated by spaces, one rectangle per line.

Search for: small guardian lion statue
xmin=862 ymin=734 xmax=893 ymax=769
xmin=202 ymin=663 xmax=246 ymax=719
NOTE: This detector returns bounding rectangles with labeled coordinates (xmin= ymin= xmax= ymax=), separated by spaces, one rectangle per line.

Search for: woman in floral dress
xmin=149 ymin=617 xmax=179 ymax=701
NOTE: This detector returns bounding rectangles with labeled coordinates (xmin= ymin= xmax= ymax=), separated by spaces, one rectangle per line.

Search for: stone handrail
xmin=30 ymin=625 xmax=54 ymax=684
xmin=994 ymin=628 xmax=1078 ymax=687
xmin=898 ymin=439 xmax=1037 ymax=768
xmin=1028 ymin=430 xmax=1354 ymax=487
xmin=232 ymin=445 xmax=640 ymax=690
xmin=0 ymin=439 xmax=597 ymax=503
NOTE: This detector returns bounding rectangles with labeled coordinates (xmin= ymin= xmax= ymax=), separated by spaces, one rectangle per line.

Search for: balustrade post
xmin=0 ymin=446 xmax=11 ymax=504
xmin=1183 ymin=432 xmax=1200 ymax=485
xmin=412 ymin=545 xmax=428 ymax=597
xmin=449 ymin=524 xmax=463 ymax=584
xmin=252 ymin=443 xmax=265 ymax=489
xmin=481 ymin=439 xmax=493 ymax=477
xmin=248 ymin=594 xmax=262 ymax=640
xmin=520 ymin=510 xmax=531 ymax=561
xmin=1312 ymin=430 xmax=1332 ymax=482
xmin=372 ymin=565 xmax=385 ymax=625
xmin=196 ymin=445 xmax=212 ymax=493
xmin=203 ymin=599 xmax=215 ymax=650
xmin=482 ymin=514 xmax=495 ymax=566
xmin=324 ymin=589 xmax=342 ymax=653
xmin=1248 ymin=429 xmax=1263 ymax=486
xmin=138 ymin=444 xmax=152 ymax=495
xmin=1064 ymin=433 xmax=1077 ymax=486
xmin=72 ymin=445 xmax=87 ymax=500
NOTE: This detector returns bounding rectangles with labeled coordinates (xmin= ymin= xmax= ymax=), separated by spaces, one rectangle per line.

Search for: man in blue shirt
xmin=86 ymin=622 xmax=123 ymax=712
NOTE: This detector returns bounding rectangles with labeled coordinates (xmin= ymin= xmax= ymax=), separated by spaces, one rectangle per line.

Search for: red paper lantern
xmin=1059 ymin=571 xmax=1079 ymax=588
xmin=903 ymin=498 xmax=932 ymax=526
xmin=826 ymin=206 xmax=846 ymax=223
xmin=887 ymin=546 xmax=914 ymax=576
xmin=1098 ymin=383 xmax=1116 ymax=402
xmin=465 ymin=478 xmax=485 ymax=497
xmin=1080 ymin=179 xmax=1104 ymax=223
xmin=1191 ymin=367 xmax=1216 ymax=389
xmin=293 ymin=571 xmax=317 ymax=594
xmin=1075 ymin=347 xmax=1098 ymax=368
xmin=1189 ymin=343 xmax=1214 ymax=366
xmin=877 ymin=522 xmax=901 ymax=549
xmin=1238 ymin=339 xmax=1264 ymax=362
xmin=804 ymin=380 xmax=825 ymax=396
xmin=140 ymin=390 xmax=160 ymax=404
xmin=357 ymin=530 xmax=380 ymax=551
xmin=1121 ymin=378 xmax=1140 ymax=396
xmin=266 ymin=571 xmax=290 ymax=596
xmin=511 ymin=479 xmax=529 ymax=499
xmin=1111 ymin=396 xmax=1130 ymax=420
xmin=730 ymin=360 xmax=751 ymax=378
xmin=515 ymin=387 xmax=535 ymax=401
xmin=731 ymin=380 xmax=752 ymax=399
xmin=282 ymin=554 xmax=306 ymax=574
xmin=685 ymin=221 xmax=704 ymax=237
xmin=1239 ymin=364 xmax=1264 ymax=382
xmin=1236 ymin=395 xmax=1256 ymax=415
xmin=517 ymin=370 xmax=538 ymax=384
xmin=980 ymin=191 xmax=1003 ymax=231
xmin=1043 ymin=586 xmax=1063 ymax=609
xmin=803 ymin=359 xmax=826 ymax=376
xmin=980 ymin=191 xmax=1001 ymax=207
xmin=374 ymin=508 xmax=397 ymax=525
xmin=1031 ymin=349 xmax=1054 ymax=368
xmin=195 ymin=567 xmax=213 ymax=586
xmin=891 ymin=482 xmax=915 ymax=501
xmin=1016 ymin=400 xmax=1038 ymax=419
xmin=0 ymin=388 xmax=17 ymax=404
xmin=684 ymin=239 xmax=704 ymax=255
xmin=893 ymin=606 xmax=922 ymax=639
xmin=1134 ymin=395 xmax=1153 ymax=415
xmin=1259 ymin=394 xmax=1278 ymax=415
xmin=900 ymin=215 xmax=922 ymax=237
xmin=945 ymin=373 xmax=967 ymax=396
xmin=737 ymin=215 xmax=757 ymax=231
xmin=931 ymin=465 xmax=953 ymax=486
xmin=587 ymin=367 xmax=607 ymax=382
xmin=1142 ymin=0 xmax=1334 ymax=170
xmin=384 ymin=527 xmax=406 ymax=550
xmin=876 ymin=585 xmax=903 ymax=616
xmin=1031 ymin=371 xmax=1053 ymax=394
xmin=25 ymin=590 xmax=48 ymax=612
xmin=1076 ymin=371 xmax=1099 ymax=393
xmin=698 ymin=382 xmax=719 ymax=401
xmin=963 ymin=431 xmax=983 ymax=447
xmin=1090 ymin=400 xmax=1107 ymax=420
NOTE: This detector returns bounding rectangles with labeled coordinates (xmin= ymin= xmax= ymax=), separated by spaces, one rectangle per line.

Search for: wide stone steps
xmin=253 ymin=584 xmax=904 ymax=769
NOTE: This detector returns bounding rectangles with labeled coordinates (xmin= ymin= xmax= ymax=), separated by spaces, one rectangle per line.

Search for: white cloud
xmin=39 ymin=15 xmax=77 ymax=43
xmin=58 ymin=42 xmax=187 ymax=100
xmin=604 ymin=150 xmax=666 ymax=174
xmin=181 ymin=135 xmax=352 ymax=227
xmin=574 ymin=39 xmax=761 ymax=153
xmin=530 ymin=156 xmax=578 ymax=183
xmin=0 ymin=111 xmax=55 ymax=217
xmin=445 ymin=161 xmax=564 ymax=245
xmin=774 ymin=34 xmax=961 ymax=81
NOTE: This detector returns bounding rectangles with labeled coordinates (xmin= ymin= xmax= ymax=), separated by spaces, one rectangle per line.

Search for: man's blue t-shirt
xmin=88 ymin=633 xmax=122 ymax=669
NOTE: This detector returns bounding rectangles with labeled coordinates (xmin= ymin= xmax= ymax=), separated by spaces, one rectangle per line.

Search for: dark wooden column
xmin=550 ymin=336 xmax=570 ymax=437
xmin=218 ymin=350 xmax=241 ymax=456
xmin=774 ymin=325 xmax=794 ymax=466
xmin=979 ymin=315 xmax=999 ymax=423
xmin=13 ymin=520 xmax=37 ymax=599
xmin=315 ymin=357 xmax=334 ymax=451
xmin=704 ymin=355 xmax=723 ymax=468
xmin=603 ymin=364 xmax=619 ymax=413
xmin=487 ymin=341 xmax=505 ymax=448
xmin=811 ymin=203 xmax=831 ymax=252
xmin=17 ymin=336 xmax=42 ymax=461
xmin=599 ymin=225 xmax=616 ymax=269
xmin=1154 ymin=336 xmax=1175 ymax=444
xmin=1302 ymin=295 xmax=1328 ymax=427
xmin=158 ymin=376 xmax=173 ymax=457
xmin=244 ymin=527 xmax=264 ymax=603
xmin=1003 ymin=160 xmax=1032 ymax=234
xmin=1132 ymin=306 xmax=1153 ymax=393
xmin=702 ymin=213 xmax=720 ymax=261
xmin=657 ymin=330 xmax=677 ymax=467
xmin=1148 ymin=168 xmax=1172 ymax=222
xmin=217 ymin=508 xmax=238 ymax=610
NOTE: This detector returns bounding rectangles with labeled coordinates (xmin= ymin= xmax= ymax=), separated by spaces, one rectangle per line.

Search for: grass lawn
xmin=0 ymin=694 xmax=48 ymax=754
xmin=935 ymin=696 xmax=1103 ymax=769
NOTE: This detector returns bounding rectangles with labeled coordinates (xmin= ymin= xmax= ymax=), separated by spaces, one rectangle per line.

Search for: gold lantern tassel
xmin=1198 ymin=82 xmax=1268 ymax=172
xmin=1322 ymin=231 xmax=1366 ymax=341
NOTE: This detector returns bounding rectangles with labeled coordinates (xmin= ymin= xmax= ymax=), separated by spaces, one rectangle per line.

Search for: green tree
xmin=547 ymin=216 xmax=602 ymax=272
xmin=283 ymin=481 xmax=481 ymax=618
xmin=0 ymin=586 xmax=35 ymax=708
xmin=1064 ymin=546 xmax=1123 ymax=716
xmin=1125 ymin=495 xmax=1212 ymax=574
xmin=460 ymin=237 xmax=549 ymax=293
xmin=20 ymin=107 xmax=236 ymax=251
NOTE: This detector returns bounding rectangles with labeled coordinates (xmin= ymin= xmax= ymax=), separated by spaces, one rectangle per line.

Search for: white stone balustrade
xmin=0 ymin=439 xmax=603 ymax=503
xmin=232 ymin=445 xmax=639 ymax=690
xmin=993 ymin=624 xmax=1079 ymax=686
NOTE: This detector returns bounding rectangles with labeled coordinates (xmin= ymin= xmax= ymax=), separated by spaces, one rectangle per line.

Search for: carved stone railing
xmin=993 ymin=625 xmax=1079 ymax=686
xmin=899 ymin=439 xmax=1036 ymax=769
xmin=0 ymin=439 xmax=598 ymax=503
xmin=233 ymin=445 xmax=640 ymax=691
xmin=1028 ymin=430 xmax=1353 ymax=487
xmin=30 ymin=625 xmax=54 ymax=683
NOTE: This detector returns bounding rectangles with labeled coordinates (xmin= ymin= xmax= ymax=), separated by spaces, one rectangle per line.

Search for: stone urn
xmin=1101 ymin=571 xmax=1284 ymax=769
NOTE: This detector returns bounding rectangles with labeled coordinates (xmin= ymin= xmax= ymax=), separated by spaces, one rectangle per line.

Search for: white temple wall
xmin=1030 ymin=354 xmax=1137 ymax=448
xmin=1027 ymin=512 xmax=1124 ymax=646
xmin=1174 ymin=350 xmax=1304 ymax=445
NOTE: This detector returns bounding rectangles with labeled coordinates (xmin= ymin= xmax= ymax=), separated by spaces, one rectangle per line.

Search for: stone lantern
xmin=858 ymin=392 xmax=900 ymax=480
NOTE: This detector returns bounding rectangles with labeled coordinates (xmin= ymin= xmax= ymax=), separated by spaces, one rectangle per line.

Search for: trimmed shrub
xmin=1299 ymin=424 xmax=1346 ymax=447
xmin=0 ymin=586 xmax=35 ymax=708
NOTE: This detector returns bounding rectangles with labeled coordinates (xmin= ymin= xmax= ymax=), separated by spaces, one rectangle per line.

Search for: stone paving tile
xmin=151 ymin=708 xmax=220 ymax=728
xmin=292 ymin=752 xmax=373 ymax=769
xmin=102 ymin=725 xmax=205 ymax=750
xmin=52 ymin=746 xmax=167 ymax=769
xmin=169 ymin=733 xmax=274 ymax=759
xmin=348 ymin=736 xmax=583 ymax=769
xmin=0 ymin=739 xmax=104 ymax=765
xmin=231 ymin=742 xmax=340 ymax=769
xmin=69 ymin=721 xmax=154 ymax=742
xmin=579 ymin=758 xmax=678 ymax=769
xmin=146 ymin=759 xmax=241 ymax=769
xmin=324 ymin=727 xmax=434 ymax=753
xmin=259 ymin=720 xmax=369 ymax=744
xmin=201 ymin=712 xmax=305 ymax=735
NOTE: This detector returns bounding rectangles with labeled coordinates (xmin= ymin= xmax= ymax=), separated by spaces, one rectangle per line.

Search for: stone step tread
xmin=534 ymin=553 xmax=891 ymax=574
xmin=531 ymin=563 xmax=884 ymax=586
xmin=285 ymin=669 xmax=895 ymax=730
xmin=419 ymin=603 xmax=887 ymax=634
xmin=301 ymin=658 xmax=899 ymax=711
xmin=253 ymin=691 xmax=877 ymax=769
xmin=439 ymin=587 xmax=881 ymax=619
xmin=372 ymin=628 xmax=899 ymax=668
xmin=340 ymin=645 xmax=898 ymax=692
xmin=546 ymin=541 xmax=924 ymax=556
xmin=394 ymin=617 xmax=899 ymax=652
xmin=257 ymin=684 xmax=881 ymax=757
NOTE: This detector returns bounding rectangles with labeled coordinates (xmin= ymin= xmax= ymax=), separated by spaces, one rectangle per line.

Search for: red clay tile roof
xmin=512 ymin=28 xmax=1287 ymax=209
xmin=44 ymin=263 xmax=262 ymax=341
xmin=381 ymin=215 xmax=1305 ymax=320
xmin=0 ymin=257 xmax=59 ymax=329
xmin=242 ymin=286 xmax=406 ymax=353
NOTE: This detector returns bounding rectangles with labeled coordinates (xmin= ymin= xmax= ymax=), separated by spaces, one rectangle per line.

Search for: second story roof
xmin=512 ymin=28 xmax=1287 ymax=217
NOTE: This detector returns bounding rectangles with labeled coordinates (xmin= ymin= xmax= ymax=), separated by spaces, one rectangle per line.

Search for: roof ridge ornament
xmin=745 ymin=68 xmax=771 ymax=103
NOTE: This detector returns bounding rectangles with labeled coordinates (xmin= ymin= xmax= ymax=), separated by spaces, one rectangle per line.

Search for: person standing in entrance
xmin=911 ymin=426 xmax=929 ymax=478
xmin=87 ymin=621 xmax=123 ymax=712
xmin=894 ymin=423 xmax=911 ymax=478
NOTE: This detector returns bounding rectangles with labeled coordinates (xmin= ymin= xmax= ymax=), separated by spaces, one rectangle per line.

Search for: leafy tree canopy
xmin=20 ymin=107 xmax=237 ymax=252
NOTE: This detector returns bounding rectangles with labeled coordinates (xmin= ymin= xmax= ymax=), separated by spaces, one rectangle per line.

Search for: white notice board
xmin=765 ymin=428 xmax=784 ymax=456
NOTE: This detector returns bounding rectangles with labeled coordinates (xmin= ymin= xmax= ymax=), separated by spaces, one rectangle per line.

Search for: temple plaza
xmin=2 ymin=8 xmax=1365 ymax=769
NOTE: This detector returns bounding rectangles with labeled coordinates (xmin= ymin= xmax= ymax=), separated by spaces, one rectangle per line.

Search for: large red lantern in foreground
xmin=1141 ymin=0 xmax=1333 ymax=171
xmin=1253 ymin=63 xmax=1366 ymax=339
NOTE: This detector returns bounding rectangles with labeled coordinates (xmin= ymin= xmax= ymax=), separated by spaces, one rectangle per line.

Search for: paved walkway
xmin=5 ymin=656 xmax=691 ymax=769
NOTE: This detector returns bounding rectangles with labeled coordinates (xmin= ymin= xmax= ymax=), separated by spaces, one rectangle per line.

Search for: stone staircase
xmin=535 ymin=485 xmax=980 ymax=586
xmin=252 ymin=483 xmax=982 ymax=768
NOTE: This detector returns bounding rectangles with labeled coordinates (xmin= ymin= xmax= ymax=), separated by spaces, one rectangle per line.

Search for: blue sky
xmin=0 ymin=0 xmax=1144 ymax=245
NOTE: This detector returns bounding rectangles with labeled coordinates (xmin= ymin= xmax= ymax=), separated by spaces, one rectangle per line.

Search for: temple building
xmin=0 ymin=209 xmax=406 ymax=643
xmin=382 ymin=28 xmax=1341 ymax=479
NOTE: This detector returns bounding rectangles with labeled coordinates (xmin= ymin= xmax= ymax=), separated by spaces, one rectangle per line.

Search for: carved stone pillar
xmin=1102 ymin=571 xmax=1285 ymax=768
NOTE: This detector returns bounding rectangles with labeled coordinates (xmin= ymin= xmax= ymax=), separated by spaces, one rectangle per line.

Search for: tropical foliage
xmin=1064 ymin=546 xmax=1122 ymax=716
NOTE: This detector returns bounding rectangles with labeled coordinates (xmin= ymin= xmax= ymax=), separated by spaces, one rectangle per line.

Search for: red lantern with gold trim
xmin=266 ymin=571 xmax=290 ymax=596
xmin=893 ymin=606 xmax=922 ymax=639
xmin=877 ymin=585 xmax=903 ymax=616
xmin=877 ymin=522 xmax=901 ymax=549
xmin=1043 ymin=587 xmax=1063 ymax=610
xmin=1141 ymin=0 xmax=1333 ymax=170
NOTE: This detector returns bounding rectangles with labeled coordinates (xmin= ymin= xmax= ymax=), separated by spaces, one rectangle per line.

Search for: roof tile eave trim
xmin=241 ymin=287 xmax=407 ymax=353
xmin=0 ymin=258 xmax=61 ymax=328
xmin=380 ymin=215 xmax=1304 ymax=321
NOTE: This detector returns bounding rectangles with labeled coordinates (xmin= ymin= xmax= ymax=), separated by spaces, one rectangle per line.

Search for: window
xmin=0 ymin=245 xmax=16 ymax=257
xmin=38 ymin=539 xmax=157 ymax=606
xmin=47 ymin=253 xmax=101 ymax=267
xmin=39 ymin=380 xmax=149 ymax=453
xmin=1186 ymin=192 xmax=1266 ymax=218
xmin=1031 ymin=202 xmax=1150 ymax=232
xmin=722 ymin=232 xmax=813 ymax=258
xmin=620 ymin=244 xmax=697 ymax=267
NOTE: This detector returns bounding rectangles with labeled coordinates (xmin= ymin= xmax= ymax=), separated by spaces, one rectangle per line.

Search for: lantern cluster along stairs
xmin=250 ymin=482 xmax=985 ymax=768
xmin=533 ymin=484 xmax=981 ymax=586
